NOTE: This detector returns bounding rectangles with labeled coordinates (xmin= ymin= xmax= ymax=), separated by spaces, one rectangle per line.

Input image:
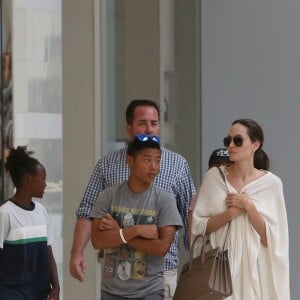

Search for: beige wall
xmin=62 ymin=0 xmax=97 ymax=299
xmin=123 ymin=0 xmax=160 ymax=101
xmin=115 ymin=0 xmax=160 ymax=140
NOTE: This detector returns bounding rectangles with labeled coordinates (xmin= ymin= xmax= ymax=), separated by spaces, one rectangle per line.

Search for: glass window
xmin=11 ymin=0 xmax=63 ymax=294
xmin=0 ymin=0 xmax=13 ymax=200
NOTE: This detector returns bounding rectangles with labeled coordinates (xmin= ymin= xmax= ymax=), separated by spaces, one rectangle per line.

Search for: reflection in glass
xmin=11 ymin=0 xmax=63 ymax=296
xmin=0 ymin=0 xmax=14 ymax=202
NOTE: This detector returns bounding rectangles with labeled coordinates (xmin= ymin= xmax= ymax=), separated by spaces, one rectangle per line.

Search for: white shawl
xmin=191 ymin=166 xmax=290 ymax=300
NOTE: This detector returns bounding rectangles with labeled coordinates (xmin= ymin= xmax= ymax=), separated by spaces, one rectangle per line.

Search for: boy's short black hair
xmin=127 ymin=134 xmax=161 ymax=157
xmin=208 ymin=148 xmax=231 ymax=168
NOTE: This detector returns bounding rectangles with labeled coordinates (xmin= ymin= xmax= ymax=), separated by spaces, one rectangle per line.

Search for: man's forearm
xmin=71 ymin=218 xmax=92 ymax=255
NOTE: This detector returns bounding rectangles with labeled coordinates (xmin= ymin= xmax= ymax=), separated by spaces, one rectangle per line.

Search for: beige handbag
xmin=174 ymin=234 xmax=232 ymax=300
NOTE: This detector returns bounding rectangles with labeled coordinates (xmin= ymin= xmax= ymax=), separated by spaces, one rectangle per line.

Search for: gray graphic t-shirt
xmin=91 ymin=182 xmax=182 ymax=298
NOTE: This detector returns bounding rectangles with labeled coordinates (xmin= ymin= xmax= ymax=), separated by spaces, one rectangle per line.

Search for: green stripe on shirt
xmin=5 ymin=236 xmax=47 ymax=245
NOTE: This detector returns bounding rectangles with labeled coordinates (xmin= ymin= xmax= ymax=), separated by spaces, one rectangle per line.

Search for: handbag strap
xmin=218 ymin=166 xmax=227 ymax=183
xmin=189 ymin=234 xmax=207 ymax=270
xmin=218 ymin=167 xmax=231 ymax=248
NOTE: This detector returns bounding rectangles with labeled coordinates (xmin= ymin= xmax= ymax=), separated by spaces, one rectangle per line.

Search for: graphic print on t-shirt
xmin=103 ymin=205 xmax=156 ymax=281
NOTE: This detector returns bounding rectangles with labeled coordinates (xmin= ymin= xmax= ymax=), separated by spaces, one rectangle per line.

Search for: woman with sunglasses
xmin=190 ymin=119 xmax=289 ymax=300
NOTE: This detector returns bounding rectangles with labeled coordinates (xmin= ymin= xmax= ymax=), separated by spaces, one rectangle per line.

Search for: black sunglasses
xmin=223 ymin=136 xmax=243 ymax=147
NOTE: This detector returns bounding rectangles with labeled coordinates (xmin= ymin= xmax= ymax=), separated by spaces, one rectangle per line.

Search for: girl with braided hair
xmin=0 ymin=146 xmax=60 ymax=299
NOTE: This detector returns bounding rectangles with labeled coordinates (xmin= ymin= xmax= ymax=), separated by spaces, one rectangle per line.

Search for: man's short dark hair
xmin=126 ymin=99 xmax=160 ymax=125
xmin=127 ymin=134 xmax=161 ymax=157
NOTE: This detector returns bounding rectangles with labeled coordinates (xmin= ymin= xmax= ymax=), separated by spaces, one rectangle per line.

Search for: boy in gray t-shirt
xmin=91 ymin=134 xmax=182 ymax=300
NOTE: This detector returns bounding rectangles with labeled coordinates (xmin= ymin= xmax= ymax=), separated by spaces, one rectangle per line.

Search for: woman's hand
xmin=226 ymin=192 xmax=251 ymax=211
xmin=227 ymin=192 xmax=267 ymax=247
